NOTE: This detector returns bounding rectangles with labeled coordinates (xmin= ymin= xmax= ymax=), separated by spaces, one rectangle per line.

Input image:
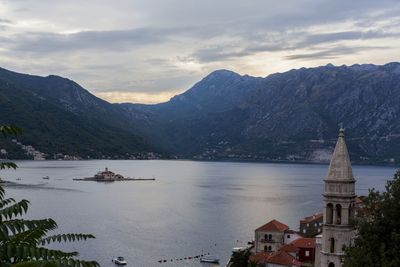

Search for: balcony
xmin=260 ymin=239 xmax=277 ymax=243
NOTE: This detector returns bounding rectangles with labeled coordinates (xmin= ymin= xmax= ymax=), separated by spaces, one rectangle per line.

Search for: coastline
xmin=3 ymin=158 xmax=399 ymax=167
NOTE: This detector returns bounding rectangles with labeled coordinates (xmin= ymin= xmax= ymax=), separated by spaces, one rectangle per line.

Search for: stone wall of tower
xmin=319 ymin=129 xmax=356 ymax=267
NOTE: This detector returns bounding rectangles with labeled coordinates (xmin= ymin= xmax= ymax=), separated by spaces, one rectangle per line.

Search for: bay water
xmin=1 ymin=160 xmax=397 ymax=266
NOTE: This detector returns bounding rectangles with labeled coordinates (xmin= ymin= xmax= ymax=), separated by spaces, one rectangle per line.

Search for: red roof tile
xmin=290 ymin=237 xmax=316 ymax=249
xmin=249 ymin=252 xmax=272 ymax=264
xmin=267 ymin=250 xmax=302 ymax=266
xmin=255 ymin=219 xmax=289 ymax=232
xmin=249 ymin=251 xmax=301 ymax=266
xmin=280 ymin=243 xmax=300 ymax=253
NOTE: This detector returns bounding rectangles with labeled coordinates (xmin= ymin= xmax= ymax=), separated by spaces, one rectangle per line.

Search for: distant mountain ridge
xmin=1 ymin=63 xmax=400 ymax=163
xmin=122 ymin=62 xmax=400 ymax=163
xmin=0 ymin=67 xmax=154 ymax=159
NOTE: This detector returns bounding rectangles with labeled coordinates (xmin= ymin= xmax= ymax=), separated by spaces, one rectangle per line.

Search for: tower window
xmin=348 ymin=203 xmax=354 ymax=223
xmin=336 ymin=204 xmax=342 ymax=225
xmin=330 ymin=237 xmax=335 ymax=253
xmin=326 ymin=203 xmax=333 ymax=224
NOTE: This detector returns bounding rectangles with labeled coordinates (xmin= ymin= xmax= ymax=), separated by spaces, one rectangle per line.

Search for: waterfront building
xmin=317 ymin=128 xmax=356 ymax=267
xmin=284 ymin=230 xmax=303 ymax=245
xmin=300 ymin=213 xmax=323 ymax=237
xmin=254 ymin=219 xmax=303 ymax=253
xmin=250 ymin=237 xmax=314 ymax=267
xmin=254 ymin=219 xmax=290 ymax=253
xmin=290 ymin=238 xmax=316 ymax=266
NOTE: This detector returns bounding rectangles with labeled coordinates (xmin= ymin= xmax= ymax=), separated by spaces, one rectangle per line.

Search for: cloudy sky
xmin=1 ymin=0 xmax=400 ymax=103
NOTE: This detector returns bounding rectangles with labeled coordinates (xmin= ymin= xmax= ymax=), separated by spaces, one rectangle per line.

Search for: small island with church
xmin=73 ymin=167 xmax=155 ymax=182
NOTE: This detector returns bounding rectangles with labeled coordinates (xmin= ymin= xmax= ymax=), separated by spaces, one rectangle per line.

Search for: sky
xmin=1 ymin=0 xmax=400 ymax=104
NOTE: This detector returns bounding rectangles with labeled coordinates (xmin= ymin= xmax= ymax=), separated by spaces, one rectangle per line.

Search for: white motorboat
xmin=200 ymin=255 xmax=219 ymax=263
xmin=232 ymin=247 xmax=246 ymax=253
xmin=112 ymin=256 xmax=127 ymax=265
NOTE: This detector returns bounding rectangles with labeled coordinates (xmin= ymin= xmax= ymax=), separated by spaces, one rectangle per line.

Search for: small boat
xmin=42 ymin=176 xmax=50 ymax=180
xmin=112 ymin=256 xmax=127 ymax=265
xmin=232 ymin=247 xmax=246 ymax=253
xmin=200 ymin=255 xmax=219 ymax=263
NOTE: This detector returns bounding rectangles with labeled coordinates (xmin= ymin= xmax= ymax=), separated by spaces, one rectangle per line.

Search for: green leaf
xmin=0 ymin=162 xmax=18 ymax=170
xmin=0 ymin=125 xmax=22 ymax=136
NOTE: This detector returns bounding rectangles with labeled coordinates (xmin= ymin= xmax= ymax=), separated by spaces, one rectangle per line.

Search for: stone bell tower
xmin=320 ymin=128 xmax=356 ymax=267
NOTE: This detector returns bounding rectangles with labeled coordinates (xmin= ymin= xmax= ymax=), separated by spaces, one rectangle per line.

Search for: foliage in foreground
xmin=230 ymin=249 xmax=257 ymax=267
xmin=0 ymin=125 xmax=99 ymax=267
xmin=343 ymin=170 xmax=400 ymax=267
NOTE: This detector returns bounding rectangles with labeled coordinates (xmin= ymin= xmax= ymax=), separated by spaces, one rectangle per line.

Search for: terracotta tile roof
xmin=280 ymin=243 xmax=300 ymax=253
xmin=249 ymin=251 xmax=272 ymax=264
xmin=300 ymin=213 xmax=323 ymax=224
xmin=290 ymin=237 xmax=316 ymax=249
xmin=255 ymin=219 xmax=289 ymax=232
xmin=267 ymin=250 xmax=302 ymax=267
xmin=249 ymin=251 xmax=301 ymax=267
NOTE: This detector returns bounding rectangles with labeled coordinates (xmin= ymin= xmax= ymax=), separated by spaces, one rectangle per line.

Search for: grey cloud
xmin=7 ymin=28 xmax=170 ymax=53
xmin=190 ymin=28 xmax=400 ymax=63
xmin=0 ymin=18 xmax=13 ymax=24
xmin=2 ymin=0 xmax=400 ymax=103
xmin=298 ymin=30 xmax=400 ymax=47
xmin=3 ymin=23 xmax=229 ymax=54
xmin=285 ymin=46 xmax=388 ymax=60
xmin=191 ymin=46 xmax=252 ymax=63
xmin=3 ymin=2 xmax=400 ymax=57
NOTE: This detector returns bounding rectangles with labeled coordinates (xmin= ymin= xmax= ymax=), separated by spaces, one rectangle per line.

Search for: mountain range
xmin=1 ymin=62 xmax=400 ymax=163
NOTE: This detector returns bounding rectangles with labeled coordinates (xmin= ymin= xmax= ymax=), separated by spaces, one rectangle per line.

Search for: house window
xmin=328 ymin=263 xmax=335 ymax=267
xmin=287 ymin=234 xmax=290 ymax=239
xmin=303 ymin=229 xmax=306 ymax=233
xmin=268 ymin=234 xmax=272 ymax=240
xmin=268 ymin=246 xmax=272 ymax=251
xmin=305 ymin=250 xmax=310 ymax=257
xmin=264 ymin=246 xmax=268 ymax=251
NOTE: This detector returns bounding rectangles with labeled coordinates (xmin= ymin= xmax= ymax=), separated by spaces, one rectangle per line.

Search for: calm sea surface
xmin=0 ymin=160 xmax=397 ymax=267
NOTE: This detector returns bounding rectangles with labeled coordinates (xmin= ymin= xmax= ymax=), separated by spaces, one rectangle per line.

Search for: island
xmin=73 ymin=168 xmax=155 ymax=182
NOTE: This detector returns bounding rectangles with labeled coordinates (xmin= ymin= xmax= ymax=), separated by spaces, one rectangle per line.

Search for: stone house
xmin=299 ymin=213 xmax=323 ymax=237
xmin=255 ymin=220 xmax=290 ymax=253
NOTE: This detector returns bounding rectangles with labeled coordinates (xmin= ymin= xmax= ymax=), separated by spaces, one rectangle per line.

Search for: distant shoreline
xmin=4 ymin=158 xmax=399 ymax=167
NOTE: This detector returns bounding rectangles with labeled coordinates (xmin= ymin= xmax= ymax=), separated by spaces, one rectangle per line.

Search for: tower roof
xmin=325 ymin=128 xmax=355 ymax=181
